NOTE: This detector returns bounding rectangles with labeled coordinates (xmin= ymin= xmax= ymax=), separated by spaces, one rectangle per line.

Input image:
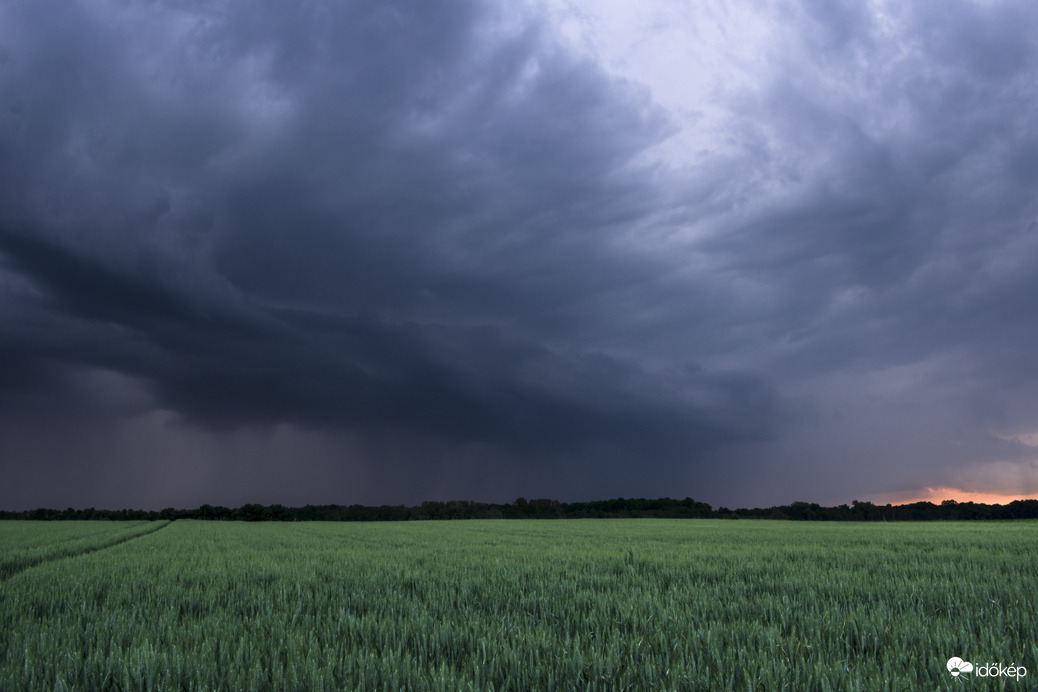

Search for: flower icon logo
xmin=947 ymin=657 xmax=974 ymax=677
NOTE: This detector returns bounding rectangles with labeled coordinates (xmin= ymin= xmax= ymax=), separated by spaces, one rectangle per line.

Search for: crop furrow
xmin=0 ymin=520 xmax=170 ymax=580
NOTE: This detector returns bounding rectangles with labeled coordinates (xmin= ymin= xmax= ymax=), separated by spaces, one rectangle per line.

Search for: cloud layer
xmin=1 ymin=0 xmax=1037 ymax=509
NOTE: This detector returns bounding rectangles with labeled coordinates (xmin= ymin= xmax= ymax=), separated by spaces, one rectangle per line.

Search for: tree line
xmin=2 ymin=497 xmax=1037 ymax=522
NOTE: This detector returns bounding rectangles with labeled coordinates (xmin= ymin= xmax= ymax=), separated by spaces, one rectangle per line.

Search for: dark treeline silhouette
xmin=2 ymin=497 xmax=1038 ymax=522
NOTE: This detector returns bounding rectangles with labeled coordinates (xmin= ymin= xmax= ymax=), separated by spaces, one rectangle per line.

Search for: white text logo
xmin=947 ymin=656 xmax=1027 ymax=681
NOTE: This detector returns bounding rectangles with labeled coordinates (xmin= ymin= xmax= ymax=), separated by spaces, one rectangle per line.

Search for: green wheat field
xmin=1 ymin=519 xmax=1035 ymax=691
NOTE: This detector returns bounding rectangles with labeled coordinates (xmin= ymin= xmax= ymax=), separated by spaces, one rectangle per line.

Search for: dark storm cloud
xmin=1 ymin=0 xmax=1037 ymax=508
xmin=0 ymin=0 xmax=776 ymax=503
xmin=0 ymin=216 xmax=774 ymax=453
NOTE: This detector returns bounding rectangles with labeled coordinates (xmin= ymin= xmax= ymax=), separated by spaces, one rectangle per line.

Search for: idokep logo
xmin=947 ymin=656 xmax=1028 ymax=682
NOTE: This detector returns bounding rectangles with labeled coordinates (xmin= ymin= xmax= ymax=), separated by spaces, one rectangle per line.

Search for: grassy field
xmin=1 ymin=519 xmax=1035 ymax=691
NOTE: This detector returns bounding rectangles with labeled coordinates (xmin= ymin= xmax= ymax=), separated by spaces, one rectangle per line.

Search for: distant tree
xmin=237 ymin=504 xmax=268 ymax=522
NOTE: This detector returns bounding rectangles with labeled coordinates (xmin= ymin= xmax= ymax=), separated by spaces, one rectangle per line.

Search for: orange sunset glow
xmin=872 ymin=487 xmax=1038 ymax=506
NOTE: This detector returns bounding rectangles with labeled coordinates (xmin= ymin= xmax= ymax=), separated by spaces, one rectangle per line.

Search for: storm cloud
xmin=1 ymin=0 xmax=1037 ymax=510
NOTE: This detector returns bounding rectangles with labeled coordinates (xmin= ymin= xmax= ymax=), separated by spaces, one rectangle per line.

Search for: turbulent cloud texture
xmin=1 ymin=0 xmax=1037 ymax=509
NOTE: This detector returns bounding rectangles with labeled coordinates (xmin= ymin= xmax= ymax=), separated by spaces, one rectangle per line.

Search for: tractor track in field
xmin=0 ymin=520 xmax=171 ymax=581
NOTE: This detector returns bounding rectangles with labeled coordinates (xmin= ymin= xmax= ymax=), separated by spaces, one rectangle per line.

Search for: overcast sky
xmin=2 ymin=0 xmax=1037 ymax=510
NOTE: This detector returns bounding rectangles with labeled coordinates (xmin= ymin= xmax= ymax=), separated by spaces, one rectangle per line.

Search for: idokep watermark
xmin=947 ymin=656 xmax=1027 ymax=682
